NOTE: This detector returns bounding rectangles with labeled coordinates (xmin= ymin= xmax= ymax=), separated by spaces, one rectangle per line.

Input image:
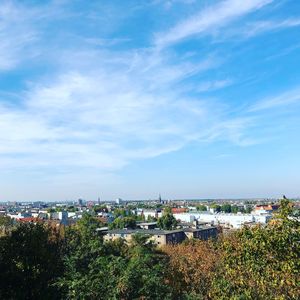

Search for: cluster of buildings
xmin=0 ymin=200 xmax=101 ymax=226
xmin=135 ymin=206 xmax=274 ymax=229
xmin=1 ymin=197 xmax=297 ymax=244
xmin=172 ymin=212 xmax=272 ymax=229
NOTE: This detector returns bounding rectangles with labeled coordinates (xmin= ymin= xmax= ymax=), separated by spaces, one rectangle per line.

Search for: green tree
xmin=67 ymin=205 xmax=76 ymax=212
xmin=0 ymin=215 xmax=14 ymax=236
xmin=109 ymin=216 xmax=137 ymax=229
xmin=231 ymin=205 xmax=239 ymax=214
xmin=221 ymin=204 xmax=232 ymax=213
xmin=114 ymin=234 xmax=172 ymax=300
xmin=157 ymin=211 xmax=178 ymax=230
xmin=196 ymin=205 xmax=207 ymax=211
xmin=94 ymin=205 xmax=108 ymax=213
xmin=56 ymin=214 xmax=106 ymax=299
xmin=57 ymin=218 xmax=171 ymax=299
xmin=211 ymin=198 xmax=300 ymax=299
xmin=113 ymin=208 xmax=131 ymax=218
xmin=0 ymin=223 xmax=63 ymax=300
xmin=147 ymin=215 xmax=157 ymax=222
xmin=210 ymin=204 xmax=221 ymax=213
xmin=0 ymin=215 xmax=13 ymax=227
xmin=245 ymin=206 xmax=252 ymax=213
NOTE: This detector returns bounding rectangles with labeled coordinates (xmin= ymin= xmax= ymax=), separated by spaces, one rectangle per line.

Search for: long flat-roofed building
xmin=183 ymin=227 xmax=217 ymax=240
xmin=104 ymin=229 xmax=186 ymax=246
xmin=104 ymin=226 xmax=217 ymax=246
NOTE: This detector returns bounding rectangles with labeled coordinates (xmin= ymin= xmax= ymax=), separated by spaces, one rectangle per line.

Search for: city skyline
xmin=1 ymin=0 xmax=300 ymax=201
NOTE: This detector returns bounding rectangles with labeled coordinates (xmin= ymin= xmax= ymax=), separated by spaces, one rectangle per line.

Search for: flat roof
xmin=183 ymin=227 xmax=216 ymax=232
xmin=106 ymin=229 xmax=183 ymax=235
xmin=96 ymin=227 xmax=109 ymax=231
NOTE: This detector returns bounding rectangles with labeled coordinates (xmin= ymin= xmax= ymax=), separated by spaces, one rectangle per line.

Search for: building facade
xmin=104 ymin=227 xmax=217 ymax=246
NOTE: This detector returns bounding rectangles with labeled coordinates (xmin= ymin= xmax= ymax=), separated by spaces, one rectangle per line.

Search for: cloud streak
xmin=249 ymin=88 xmax=300 ymax=112
xmin=154 ymin=0 xmax=273 ymax=48
xmin=0 ymin=1 xmax=39 ymax=71
xmin=239 ymin=18 xmax=300 ymax=38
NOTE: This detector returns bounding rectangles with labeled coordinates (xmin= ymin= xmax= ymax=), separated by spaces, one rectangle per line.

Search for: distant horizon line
xmin=1 ymin=196 xmax=299 ymax=204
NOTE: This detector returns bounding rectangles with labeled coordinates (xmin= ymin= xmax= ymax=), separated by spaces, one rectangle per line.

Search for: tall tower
xmin=159 ymin=193 xmax=162 ymax=203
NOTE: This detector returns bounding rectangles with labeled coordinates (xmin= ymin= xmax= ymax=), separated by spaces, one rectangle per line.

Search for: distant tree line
xmin=208 ymin=203 xmax=252 ymax=214
xmin=0 ymin=199 xmax=299 ymax=299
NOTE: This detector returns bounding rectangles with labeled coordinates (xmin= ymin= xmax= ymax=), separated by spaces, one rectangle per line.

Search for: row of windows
xmin=108 ymin=233 xmax=128 ymax=237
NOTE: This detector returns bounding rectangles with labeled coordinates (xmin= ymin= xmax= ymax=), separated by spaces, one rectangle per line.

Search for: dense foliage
xmin=164 ymin=239 xmax=219 ymax=298
xmin=0 ymin=215 xmax=14 ymax=236
xmin=211 ymin=199 xmax=300 ymax=300
xmin=157 ymin=209 xmax=178 ymax=230
xmin=57 ymin=216 xmax=170 ymax=299
xmin=196 ymin=204 xmax=207 ymax=211
xmin=209 ymin=203 xmax=251 ymax=213
xmin=109 ymin=216 xmax=137 ymax=229
xmin=0 ymin=199 xmax=299 ymax=299
xmin=0 ymin=223 xmax=63 ymax=299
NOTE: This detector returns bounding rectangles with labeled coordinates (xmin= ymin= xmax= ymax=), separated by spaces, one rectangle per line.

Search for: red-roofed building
xmin=18 ymin=217 xmax=42 ymax=224
xmin=172 ymin=208 xmax=188 ymax=214
xmin=255 ymin=204 xmax=279 ymax=212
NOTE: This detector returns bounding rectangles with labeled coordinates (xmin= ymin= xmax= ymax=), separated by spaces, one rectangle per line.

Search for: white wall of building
xmin=174 ymin=212 xmax=270 ymax=228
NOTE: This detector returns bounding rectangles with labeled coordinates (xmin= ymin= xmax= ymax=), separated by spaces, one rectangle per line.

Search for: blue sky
xmin=0 ymin=0 xmax=300 ymax=201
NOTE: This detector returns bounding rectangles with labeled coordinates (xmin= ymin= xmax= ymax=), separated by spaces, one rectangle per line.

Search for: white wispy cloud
xmin=249 ymin=87 xmax=300 ymax=111
xmin=196 ymin=79 xmax=233 ymax=92
xmin=265 ymin=42 xmax=300 ymax=61
xmin=241 ymin=18 xmax=300 ymax=38
xmin=3 ymin=0 xmax=300 ymax=200
xmin=157 ymin=0 xmax=196 ymax=10
xmin=0 ymin=1 xmax=39 ymax=71
xmin=0 ymin=0 xmax=283 ymax=184
xmin=0 ymin=44 xmax=252 ymax=174
xmin=154 ymin=0 xmax=273 ymax=48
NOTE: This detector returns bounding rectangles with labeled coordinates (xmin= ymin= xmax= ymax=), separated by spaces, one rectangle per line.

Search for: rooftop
xmin=183 ymin=227 xmax=216 ymax=232
xmin=106 ymin=229 xmax=183 ymax=235
xmin=137 ymin=222 xmax=157 ymax=226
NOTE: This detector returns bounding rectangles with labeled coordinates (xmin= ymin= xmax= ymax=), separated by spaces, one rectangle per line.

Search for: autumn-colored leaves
xmin=161 ymin=199 xmax=299 ymax=299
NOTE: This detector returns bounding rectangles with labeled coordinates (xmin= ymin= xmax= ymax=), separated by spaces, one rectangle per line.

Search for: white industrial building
xmin=173 ymin=212 xmax=271 ymax=229
xmin=136 ymin=209 xmax=162 ymax=220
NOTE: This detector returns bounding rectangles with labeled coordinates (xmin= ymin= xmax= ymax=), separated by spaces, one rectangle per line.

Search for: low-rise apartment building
xmin=103 ymin=226 xmax=217 ymax=246
xmin=104 ymin=229 xmax=186 ymax=246
xmin=183 ymin=227 xmax=218 ymax=240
